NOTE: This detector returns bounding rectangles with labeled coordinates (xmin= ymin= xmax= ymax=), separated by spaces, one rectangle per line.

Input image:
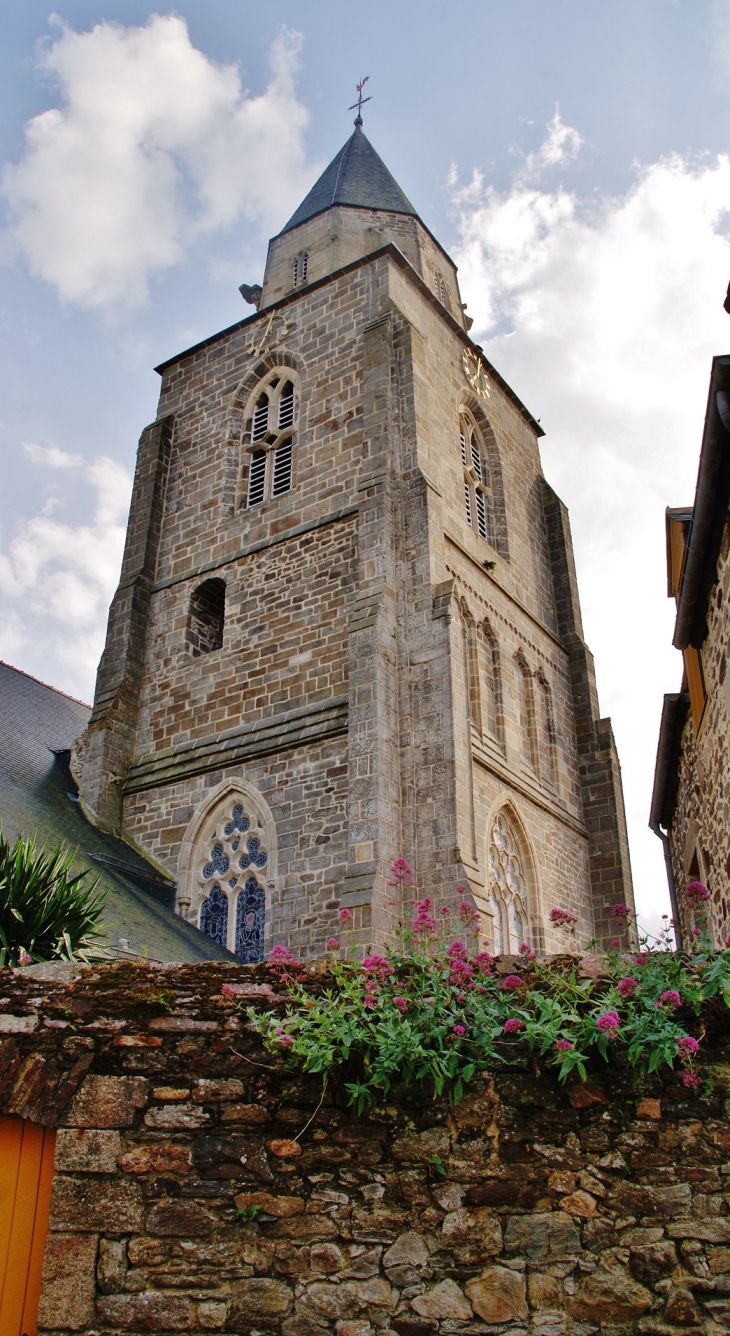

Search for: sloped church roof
xmin=280 ymin=123 xmax=418 ymax=234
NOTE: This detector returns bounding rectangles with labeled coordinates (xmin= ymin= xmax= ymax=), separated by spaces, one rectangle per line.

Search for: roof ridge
xmin=0 ymin=660 xmax=91 ymax=710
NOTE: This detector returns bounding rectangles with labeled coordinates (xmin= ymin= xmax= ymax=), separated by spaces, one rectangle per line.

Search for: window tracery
xmin=488 ymin=812 xmax=530 ymax=954
xmin=244 ymin=371 xmax=298 ymax=509
xmin=197 ymin=800 xmax=269 ymax=961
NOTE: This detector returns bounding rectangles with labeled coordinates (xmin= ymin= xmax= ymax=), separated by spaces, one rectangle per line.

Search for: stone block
xmin=441 ymin=1206 xmax=502 ymax=1255
xmin=637 ymin=1098 xmax=663 ymax=1120
xmin=668 ymin=1219 xmax=730 ymax=1242
xmin=97 ymin=1237 xmax=127 ymax=1294
xmin=37 ymin=1232 xmax=98 ymax=1331
xmin=55 ymin=1128 xmax=120 ymax=1174
xmin=49 ymin=1175 xmax=143 ymax=1232
xmin=560 ymin=1189 xmax=597 ymax=1218
xmin=119 ymin=1142 xmax=192 ymax=1175
xmin=227 ymin=1278 xmax=294 ymax=1328
xmin=504 ymin=1211 xmax=581 ymax=1261
xmin=145 ymin=1101 xmax=209 ymax=1129
xmin=221 ymin=1102 xmax=270 ymax=1124
xmin=199 ymin=1299 xmax=228 ymax=1328
xmin=630 ymin=1242 xmax=679 ymax=1283
xmin=383 ymin=1231 xmax=430 ymax=1270
xmin=146 ymin=1198 xmax=216 ymax=1236
xmin=613 ymin=1182 xmax=692 ymax=1219
xmin=411 ymin=1279 xmax=472 ymax=1321
xmin=63 ymin=1074 xmax=149 ymax=1128
xmin=664 ymin=1286 xmax=703 ymax=1326
xmin=566 ymin=1260 xmax=652 ymax=1321
xmin=95 ymin=1291 xmax=194 ymax=1329
xmin=528 ymin=1272 xmax=562 ymax=1309
xmin=465 ymin=1265 xmax=528 ymax=1322
xmin=193 ymin=1078 xmax=245 ymax=1101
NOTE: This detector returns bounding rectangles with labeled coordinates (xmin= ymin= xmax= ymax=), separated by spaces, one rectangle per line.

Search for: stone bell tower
xmin=74 ymin=112 xmax=633 ymax=961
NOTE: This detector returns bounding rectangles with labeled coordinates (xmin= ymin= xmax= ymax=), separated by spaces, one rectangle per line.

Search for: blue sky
xmin=2 ymin=0 xmax=730 ymax=931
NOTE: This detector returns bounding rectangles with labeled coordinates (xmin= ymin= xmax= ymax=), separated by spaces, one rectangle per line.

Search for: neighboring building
xmin=0 ymin=661 xmax=230 ymax=963
xmin=650 ymin=355 xmax=730 ymax=948
xmin=73 ymin=116 xmax=633 ymax=962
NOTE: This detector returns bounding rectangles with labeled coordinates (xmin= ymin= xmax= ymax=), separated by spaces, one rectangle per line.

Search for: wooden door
xmin=0 ymin=1115 xmax=56 ymax=1336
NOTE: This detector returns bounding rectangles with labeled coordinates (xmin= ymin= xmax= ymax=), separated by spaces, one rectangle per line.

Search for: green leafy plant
xmin=236 ymin=1204 xmax=263 ymax=1223
xmin=246 ymin=863 xmax=728 ymax=1112
xmin=0 ymin=830 xmax=108 ymax=967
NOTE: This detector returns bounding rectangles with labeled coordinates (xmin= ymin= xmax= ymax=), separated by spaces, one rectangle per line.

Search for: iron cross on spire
xmin=349 ymin=76 xmax=371 ymax=127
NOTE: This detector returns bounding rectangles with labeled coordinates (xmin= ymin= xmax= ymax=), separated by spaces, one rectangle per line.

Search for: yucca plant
xmin=0 ymin=830 xmax=108 ymax=967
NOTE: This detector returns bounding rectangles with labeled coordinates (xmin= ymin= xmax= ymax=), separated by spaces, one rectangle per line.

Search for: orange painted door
xmin=0 ymin=1115 xmax=56 ymax=1336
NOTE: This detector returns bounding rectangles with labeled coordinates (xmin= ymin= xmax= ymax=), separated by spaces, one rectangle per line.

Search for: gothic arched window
xmin=459 ymin=412 xmax=491 ymax=543
xmin=537 ymin=669 xmax=559 ymax=792
xmin=187 ymin=579 xmax=225 ymax=656
xmin=480 ymin=619 xmax=504 ymax=748
xmin=516 ymin=652 xmax=539 ymax=774
xmin=244 ymin=372 xmax=298 ymax=509
xmin=197 ymin=799 xmax=270 ymax=961
xmin=488 ymin=811 xmax=531 ymax=954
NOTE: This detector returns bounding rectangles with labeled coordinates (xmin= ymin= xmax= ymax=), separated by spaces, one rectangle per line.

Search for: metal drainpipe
xmin=650 ymin=822 xmax=683 ymax=950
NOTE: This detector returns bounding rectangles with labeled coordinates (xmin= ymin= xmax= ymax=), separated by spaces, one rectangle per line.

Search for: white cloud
xmin=2 ymin=16 xmax=314 ymax=310
xmin=452 ymin=117 xmax=730 ymax=918
xmin=0 ymin=453 xmax=131 ymax=695
xmin=23 ymin=441 xmax=83 ymax=469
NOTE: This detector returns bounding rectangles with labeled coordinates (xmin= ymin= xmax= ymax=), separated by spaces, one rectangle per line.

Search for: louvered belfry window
xmin=460 ymin=413 xmax=490 ymax=544
xmin=245 ymin=374 xmax=298 ymax=509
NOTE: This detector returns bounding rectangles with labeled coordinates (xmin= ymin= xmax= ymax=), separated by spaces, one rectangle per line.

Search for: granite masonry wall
xmin=669 ymin=523 xmax=730 ymax=947
xmin=3 ymin=959 xmax=730 ymax=1336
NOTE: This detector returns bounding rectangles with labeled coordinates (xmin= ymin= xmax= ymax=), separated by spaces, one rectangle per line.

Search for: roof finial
xmin=349 ymin=76 xmax=371 ymax=128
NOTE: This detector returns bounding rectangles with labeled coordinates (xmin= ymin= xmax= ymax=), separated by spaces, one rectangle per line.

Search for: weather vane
xmin=349 ymin=76 xmax=371 ymax=126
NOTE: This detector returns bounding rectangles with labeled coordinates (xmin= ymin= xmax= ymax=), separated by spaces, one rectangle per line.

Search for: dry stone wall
xmin=1 ymin=960 xmax=730 ymax=1335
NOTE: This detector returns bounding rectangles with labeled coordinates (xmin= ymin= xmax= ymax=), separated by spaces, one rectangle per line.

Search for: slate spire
xmin=280 ymin=125 xmax=418 ymax=236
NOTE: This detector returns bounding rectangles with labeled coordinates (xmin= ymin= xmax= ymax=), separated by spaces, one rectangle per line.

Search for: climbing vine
xmin=245 ymin=864 xmax=728 ymax=1112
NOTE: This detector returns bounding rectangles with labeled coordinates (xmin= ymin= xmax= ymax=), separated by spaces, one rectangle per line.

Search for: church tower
xmin=74 ymin=114 xmax=634 ymax=960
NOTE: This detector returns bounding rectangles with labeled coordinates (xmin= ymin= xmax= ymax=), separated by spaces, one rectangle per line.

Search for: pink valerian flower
xmin=393 ymin=996 xmax=408 ymax=1013
xmin=611 ymin=939 xmax=622 ymax=949
xmin=325 ymin=937 xmax=340 ymax=951
xmin=446 ymin=940 xmax=468 ymax=961
xmin=473 ymin=951 xmax=494 ymax=973
xmin=549 ymin=907 xmax=579 ymax=927
xmin=519 ymin=942 xmax=537 ymax=962
xmin=685 ymin=880 xmax=710 ymax=904
xmin=677 ymin=1035 xmax=700 ymax=1058
xmin=389 ymin=858 xmax=414 ymax=882
xmin=503 ymin=1018 xmax=525 ymax=1033
xmin=269 ymin=944 xmax=299 ymax=964
xmin=362 ymin=954 xmax=394 ymax=979
xmin=612 ymin=903 xmax=632 ymax=920
xmin=691 ymin=928 xmax=702 ymax=938
xmin=659 ymin=989 xmax=682 ymax=1009
xmin=554 ymin=1039 xmax=574 ymax=1052
xmin=449 ymin=960 xmax=475 ymax=989
xmin=452 ymin=1024 xmax=466 ymax=1037
xmin=276 ymin=1031 xmax=294 ymax=1048
xmin=682 ymin=1070 xmax=702 ymax=1090
xmin=364 ymin=992 xmax=377 ymax=1010
xmin=439 ymin=905 xmax=452 ymax=917
xmin=459 ymin=897 xmax=481 ymax=930
xmin=617 ymin=976 xmax=639 ymax=999
xmin=596 ymin=1010 xmax=621 ymax=1037
xmin=338 ymin=907 xmax=354 ymax=925
xmin=501 ymin=974 xmax=525 ymax=991
xmin=412 ymin=897 xmax=437 ymax=934
xmin=635 ymin=954 xmax=649 ymax=965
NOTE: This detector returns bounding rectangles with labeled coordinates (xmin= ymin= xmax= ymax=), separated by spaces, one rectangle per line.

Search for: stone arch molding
xmin=483 ymin=795 xmax=543 ymax=954
xmin=224 ymin=349 xmax=306 ymax=453
xmin=177 ymin=780 xmax=277 ymax=962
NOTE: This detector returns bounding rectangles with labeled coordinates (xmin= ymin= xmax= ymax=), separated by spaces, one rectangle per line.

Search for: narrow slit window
xmin=278 ymin=382 xmax=295 ymax=431
xmin=301 ymin=253 xmax=308 ymax=284
xmin=187 ymin=578 xmax=226 ymax=656
xmin=292 ymin=256 xmax=299 ymax=287
xmin=272 ymin=439 xmax=293 ymax=497
xmin=252 ymin=394 xmax=269 ymax=443
xmin=247 ymin=450 xmax=267 ymax=507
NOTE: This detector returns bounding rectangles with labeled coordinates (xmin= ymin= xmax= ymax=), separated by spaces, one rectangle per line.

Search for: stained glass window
xmin=235 ymin=875 xmax=265 ymax=963
xmin=203 ymin=843 xmax=229 ymax=879
xmin=224 ymin=805 xmax=250 ymax=837
xmin=488 ymin=813 xmax=530 ymax=955
xmin=200 ymin=884 xmax=228 ymax=948
xmin=239 ymin=836 xmax=267 ymax=871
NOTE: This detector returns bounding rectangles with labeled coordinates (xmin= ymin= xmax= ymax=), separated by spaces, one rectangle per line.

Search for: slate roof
xmin=0 ymin=662 xmax=232 ymax=963
xmin=280 ymin=124 xmax=418 ymax=235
